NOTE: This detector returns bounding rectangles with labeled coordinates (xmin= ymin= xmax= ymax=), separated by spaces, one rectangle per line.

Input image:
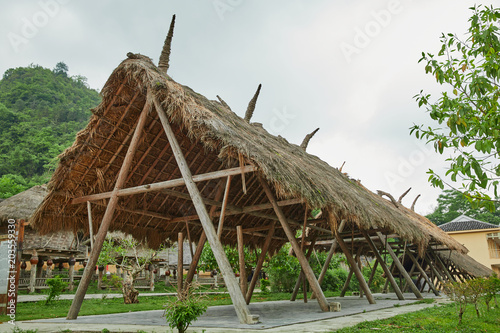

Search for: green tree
xmin=411 ymin=5 xmax=500 ymax=210
xmin=426 ymin=189 xmax=500 ymax=225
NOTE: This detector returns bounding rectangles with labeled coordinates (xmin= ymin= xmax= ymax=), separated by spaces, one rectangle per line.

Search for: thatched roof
xmin=436 ymin=250 xmax=493 ymax=277
xmin=30 ymin=53 xmax=466 ymax=255
xmin=0 ymin=185 xmax=48 ymax=224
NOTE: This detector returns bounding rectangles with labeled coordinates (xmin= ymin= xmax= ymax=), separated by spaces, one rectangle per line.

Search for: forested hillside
xmin=0 ymin=62 xmax=100 ymax=198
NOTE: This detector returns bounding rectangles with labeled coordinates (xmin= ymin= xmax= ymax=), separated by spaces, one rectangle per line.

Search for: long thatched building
xmin=31 ymin=16 xmax=486 ymax=324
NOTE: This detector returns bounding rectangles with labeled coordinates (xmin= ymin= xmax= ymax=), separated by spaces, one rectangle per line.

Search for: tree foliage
xmin=0 ymin=63 xmax=100 ymax=198
xmin=411 ymin=5 xmax=500 ymax=210
xmin=426 ymin=189 xmax=500 ymax=225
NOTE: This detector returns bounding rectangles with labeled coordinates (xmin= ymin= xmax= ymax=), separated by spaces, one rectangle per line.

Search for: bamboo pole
xmin=154 ymin=97 xmax=257 ymax=324
xmin=177 ymin=232 xmax=183 ymax=295
xmin=246 ymin=224 xmax=274 ymax=304
xmin=67 ymin=96 xmax=150 ymax=320
xmin=407 ymin=251 xmax=439 ymax=296
xmin=291 ymin=236 xmax=317 ymax=301
xmin=217 ymin=176 xmax=232 ymax=239
xmin=237 ymin=226 xmax=248 ymax=295
xmin=376 ymin=232 xmax=422 ymax=299
xmin=335 ymin=233 xmax=376 ymax=304
xmin=87 ymin=201 xmax=94 ymax=250
xmin=340 ymin=269 xmax=354 ymax=297
xmin=260 ymin=178 xmax=330 ymax=312
xmin=361 ymin=230 xmax=404 ymax=300
xmin=185 ymin=232 xmax=206 ymax=286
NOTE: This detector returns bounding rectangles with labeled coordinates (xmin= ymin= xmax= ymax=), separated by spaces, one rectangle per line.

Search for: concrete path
xmin=1 ymin=293 xmax=450 ymax=333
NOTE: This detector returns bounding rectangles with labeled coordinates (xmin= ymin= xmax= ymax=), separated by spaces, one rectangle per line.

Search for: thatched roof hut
xmin=0 ymin=185 xmax=84 ymax=259
xmin=29 ymin=21 xmax=472 ymax=322
xmin=30 ymin=54 xmax=465 ymax=256
xmin=0 ymin=185 xmax=48 ymax=224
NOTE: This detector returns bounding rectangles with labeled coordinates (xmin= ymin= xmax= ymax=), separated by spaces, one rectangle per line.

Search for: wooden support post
xmin=423 ymin=254 xmax=446 ymax=287
xmin=402 ymin=261 xmax=417 ymax=293
xmin=87 ymin=201 xmax=94 ymax=250
xmin=68 ymin=264 xmax=75 ymax=291
xmin=177 ymin=232 xmax=184 ymax=295
xmin=311 ymin=220 xmax=346 ymax=300
xmin=376 ymin=232 xmax=422 ymax=299
xmin=154 ymin=97 xmax=258 ymax=324
xmin=407 ymin=252 xmax=439 ymax=296
xmin=185 ymin=232 xmax=206 ymax=286
xmin=335 ymin=233 xmax=376 ymax=304
xmin=361 ymin=230 xmax=404 ymax=300
xmin=291 ymin=236 xmax=317 ymax=301
xmin=67 ymin=97 xmax=150 ymax=320
xmin=149 ymin=264 xmax=155 ymax=291
xmin=430 ymin=250 xmax=454 ymax=282
xmin=246 ymin=224 xmax=275 ymax=304
xmin=367 ymin=259 xmax=379 ymax=288
xmin=340 ymin=268 xmax=354 ymax=297
xmin=260 ymin=178 xmax=330 ymax=312
xmin=28 ymin=257 xmax=37 ymax=294
xmin=217 ymin=176 xmax=232 ymax=239
xmin=237 ymin=226 xmax=248 ymax=295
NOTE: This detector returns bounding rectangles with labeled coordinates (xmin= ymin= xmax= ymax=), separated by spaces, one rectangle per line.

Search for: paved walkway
xmin=2 ymin=293 xmax=450 ymax=333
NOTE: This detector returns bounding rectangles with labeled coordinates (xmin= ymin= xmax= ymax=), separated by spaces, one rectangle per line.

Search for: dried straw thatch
xmin=0 ymin=185 xmax=48 ymax=224
xmin=437 ymin=250 xmax=493 ymax=277
xmin=30 ymin=53 xmax=466 ymax=255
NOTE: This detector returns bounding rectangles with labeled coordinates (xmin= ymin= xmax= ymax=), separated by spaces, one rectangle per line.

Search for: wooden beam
xmin=67 ymin=96 xmax=150 ymax=320
xmin=291 ymin=235 xmax=317 ymax=301
xmin=376 ymin=232 xmax=422 ymax=299
xmin=312 ymin=220 xmax=346 ymax=299
xmin=335 ymin=233 xmax=376 ymax=304
xmin=260 ymin=178 xmax=330 ymax=312
xmin=340 ymin=268 xmax=354 ymax=297
xmin=92 ymin=201 xmax=172 ymax=221
xmin=177 ymin=232 xmax=183 ymax=295
xmin=237 ymin=226 xmax=248 ymax=295
xmin=217 ymin=176 xmax=232 ymax=239
xmin=361 ymin=230 xmax=404 ymax=300
xmin=154 ymin=97 xmax=257 ymax=324
xmin=185 ymin=232 xmax=206 ymax=286
xmin=87 ymin=201 xmax=94 ymax=250
xmin=246 ymin=224 xmax=275 ymax=304
xmin=71 ymin=165 xmax=257 ymax=204
xmin=407 ymin=251 xmax=439 ymax=296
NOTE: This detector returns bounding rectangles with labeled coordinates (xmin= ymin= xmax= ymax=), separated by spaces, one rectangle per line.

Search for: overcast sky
xmin=0 ymin=0 xmax=486 ymax=215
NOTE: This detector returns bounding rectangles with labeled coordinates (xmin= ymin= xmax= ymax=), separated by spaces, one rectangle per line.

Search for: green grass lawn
xmin=335 ymin=297 xmax=500 ymax=332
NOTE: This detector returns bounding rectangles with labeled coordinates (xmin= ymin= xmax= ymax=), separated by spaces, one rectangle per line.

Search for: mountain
xmin=0 ymin=62 xmax=100 ymax=198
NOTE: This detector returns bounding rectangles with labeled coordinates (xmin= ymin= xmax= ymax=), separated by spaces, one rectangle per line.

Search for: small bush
xmin=260 ymin=278 xmax=270 ymax=294
xmin=45 ymin=275 xmax=68 ymax=305
xmin=164 ymin=284 xmax=208 ymax=333
xmin=321 ymin=268 xmax=348 ymax=291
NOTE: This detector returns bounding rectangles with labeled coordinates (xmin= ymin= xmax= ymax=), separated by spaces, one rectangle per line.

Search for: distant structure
xmin=439 ymin=215 xmax=500 ymax=275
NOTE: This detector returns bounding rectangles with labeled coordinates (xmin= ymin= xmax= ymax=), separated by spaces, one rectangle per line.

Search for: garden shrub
xmin=321 ymin=268 xmax=348 ymax=291
xmin=164 ymin=284 xmax=208 ymax=333
xmin=45 ymin=275 xmax=68 ymax=305
xmin=267 ymin=246 xmax=300 ymax=292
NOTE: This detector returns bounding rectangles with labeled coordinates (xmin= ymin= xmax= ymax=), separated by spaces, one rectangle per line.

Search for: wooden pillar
xmin=217 ymin=176 xmax=232 ymax=239
xmin=335 ymin=233 xmax=376 ymax=304
xmin=246 ymin=224 xmax=274 ymax=304
xmin=68 ymin=257 xmax=76 ymax=291
xmin=402 ymin=261 xmax=417 ymax=293
xmin=311 ymin=220 xmax=346 ymax=300
xmin=430 ymin=250 xmax=454 ymax=282
xmin=185 ymin=232 xmax=206 ymax=286
xmin=367 ymin=259 xmax=379 ymax=288
xmin=87 ymin=201 xmax=94 ymax=250
xmin=291 ymin=236 xmax=317 ymax=301
xmin=340 ymin=268 xmax=354 ymax=297
xmin=260 ymin=179 xmax=330 ymax=312
xmin=36 ymin=259 xmax=44 ymax=279
xmin=376 ymin=232 xmax=422 ymax=299
xmin=149 ymin=264 xmax=155 ymax=291
xmin=361 ymin=230 xmax=404 ymax=300
xmin=28 ymin=255 xmax=38 ymax=294
xmin=154 ymin=97 xmax=257 ymax=324
xmin=423 ymin=254 xmax=446 ymax=286
xmin=237 ymin=226 xmax=247 ymax=295
xmin=67 ymin=97 xmax=150 ymax=320
xmin=177 ymin=232 xmax=184 ymax=295
xmin=406 ymin=251 xmax=439 ymax=296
